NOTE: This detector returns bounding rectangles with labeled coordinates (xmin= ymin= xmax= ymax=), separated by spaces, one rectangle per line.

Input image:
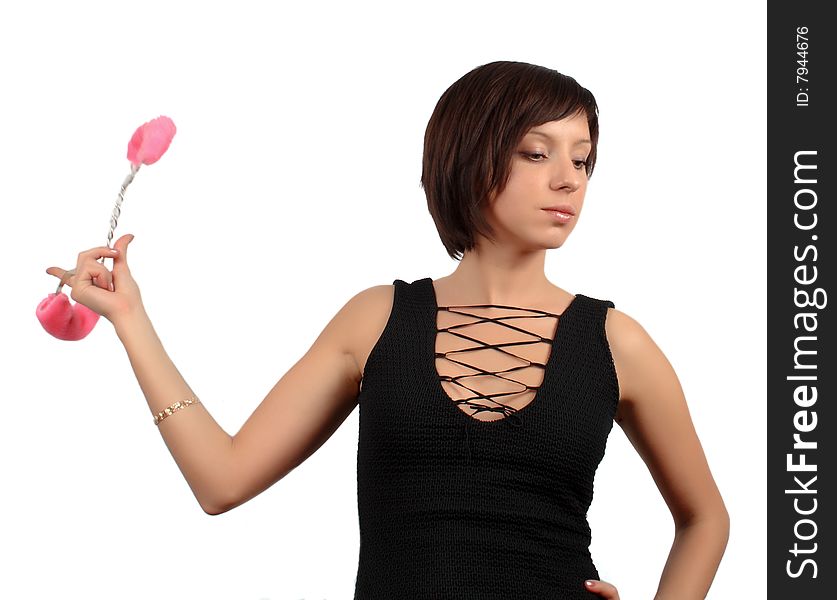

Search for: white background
xmin=1 ymin=1 xmax=765 ymax=598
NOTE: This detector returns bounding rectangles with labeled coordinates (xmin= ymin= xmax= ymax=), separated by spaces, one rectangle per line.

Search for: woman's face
xmin=483 ymin=111 xmax=592 ymax=251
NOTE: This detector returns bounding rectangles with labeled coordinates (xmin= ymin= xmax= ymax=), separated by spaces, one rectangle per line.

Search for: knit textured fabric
xmin=354 ymin=277 xmax=619 ymax=599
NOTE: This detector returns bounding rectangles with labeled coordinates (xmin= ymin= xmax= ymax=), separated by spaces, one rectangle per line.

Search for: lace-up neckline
xmin=426 ymin=278 xmax=579 ymax=426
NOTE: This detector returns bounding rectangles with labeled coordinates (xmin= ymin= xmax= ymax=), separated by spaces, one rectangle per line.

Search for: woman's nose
xmin=550 ymin=162 xmax=582 ymax=192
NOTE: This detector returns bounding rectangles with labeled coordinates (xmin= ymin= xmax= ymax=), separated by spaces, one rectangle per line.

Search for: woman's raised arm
xmin=48 ymin=235 xmax=392 ymax=516
xmin=115 ymin=284 xmax=391 ymax=515
xmin=218 ymin=284 xmax=392 ymax=514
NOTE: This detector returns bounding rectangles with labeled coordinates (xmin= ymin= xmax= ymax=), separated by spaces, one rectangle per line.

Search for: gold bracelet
xmin=153 ymin=394 xmax=201 ymax=426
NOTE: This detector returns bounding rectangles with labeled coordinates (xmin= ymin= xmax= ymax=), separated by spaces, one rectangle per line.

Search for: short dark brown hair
xmin=421 ymin=60 xmax=599 ymax=260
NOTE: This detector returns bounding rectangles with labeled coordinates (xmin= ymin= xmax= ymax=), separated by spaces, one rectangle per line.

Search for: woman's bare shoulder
xmin=603 ymin=305 xmax=674 ymax=422
xmin=334 ymin=283 xmax=396 ymax=383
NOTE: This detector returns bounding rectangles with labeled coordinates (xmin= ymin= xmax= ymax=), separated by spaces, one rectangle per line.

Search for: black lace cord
xmin=435 ymin=304 xmax=561 ymax=461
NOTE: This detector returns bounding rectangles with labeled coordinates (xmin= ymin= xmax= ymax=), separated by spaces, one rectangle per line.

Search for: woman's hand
xmin=45 ymin=233 xmax=143 ymax=325
xmin=585 ymin=578 xmax=621 ymax=598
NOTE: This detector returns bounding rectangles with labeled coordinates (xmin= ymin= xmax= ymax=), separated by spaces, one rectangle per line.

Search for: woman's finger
xmin=110 ymin=234 xmax=134 ymax=276
xmin=45 ymin=267 xmax=78 ymax=289
xmin=45 ymin=266 xmax=69 ymax=280
xmin=78 ymin=245 xmax=120 ymax=262
xmin=91 ymin=270 xmax=113 ymax=291
xmin=584 ymin=579 xmax=620 ymax=599
xmin=73 ymin=261 xmax=114 ymax=295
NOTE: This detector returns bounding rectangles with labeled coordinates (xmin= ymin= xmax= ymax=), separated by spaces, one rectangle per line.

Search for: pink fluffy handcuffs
xmin=36 ymin=116 xmax=176 ymax=340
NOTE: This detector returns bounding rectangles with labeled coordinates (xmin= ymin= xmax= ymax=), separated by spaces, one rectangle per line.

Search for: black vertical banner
xmin=768 ymin=3 xmax=835 ymax=597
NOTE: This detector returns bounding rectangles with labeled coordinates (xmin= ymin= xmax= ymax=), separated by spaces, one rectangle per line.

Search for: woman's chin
xmin=541 ymin=231 xmax=573 ymax=249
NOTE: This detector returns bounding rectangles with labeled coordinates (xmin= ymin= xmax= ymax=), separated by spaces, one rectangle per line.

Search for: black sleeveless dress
xmin=354 ymin=277 xmax=619 ymax=599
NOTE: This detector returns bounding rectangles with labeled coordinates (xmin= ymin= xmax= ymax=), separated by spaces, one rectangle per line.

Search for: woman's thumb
xmin=113 ymin=234 xmax=135 ymax=267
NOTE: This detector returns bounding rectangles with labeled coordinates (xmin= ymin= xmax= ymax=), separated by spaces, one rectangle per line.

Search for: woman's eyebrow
xmin=528 ymin=130 xmax=592 ymax=147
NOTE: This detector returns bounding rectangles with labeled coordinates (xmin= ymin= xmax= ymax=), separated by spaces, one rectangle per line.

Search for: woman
xmin=46 ymin=61 xmax=729 ymax=599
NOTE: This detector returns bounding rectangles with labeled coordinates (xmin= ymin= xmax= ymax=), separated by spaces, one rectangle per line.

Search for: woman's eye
xmin=522 ymin=152 xmax=588 ymax=171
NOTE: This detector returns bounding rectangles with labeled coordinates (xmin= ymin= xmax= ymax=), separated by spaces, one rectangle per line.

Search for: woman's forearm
xmin=653 ymin=512 xmax=730 ymax=599
xmin=114 ymin=307 xmax=234 ymax=514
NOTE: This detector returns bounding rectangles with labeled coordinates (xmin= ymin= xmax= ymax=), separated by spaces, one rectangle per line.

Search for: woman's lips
xmin=542 ymin=208 xmax=574 ymax=223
